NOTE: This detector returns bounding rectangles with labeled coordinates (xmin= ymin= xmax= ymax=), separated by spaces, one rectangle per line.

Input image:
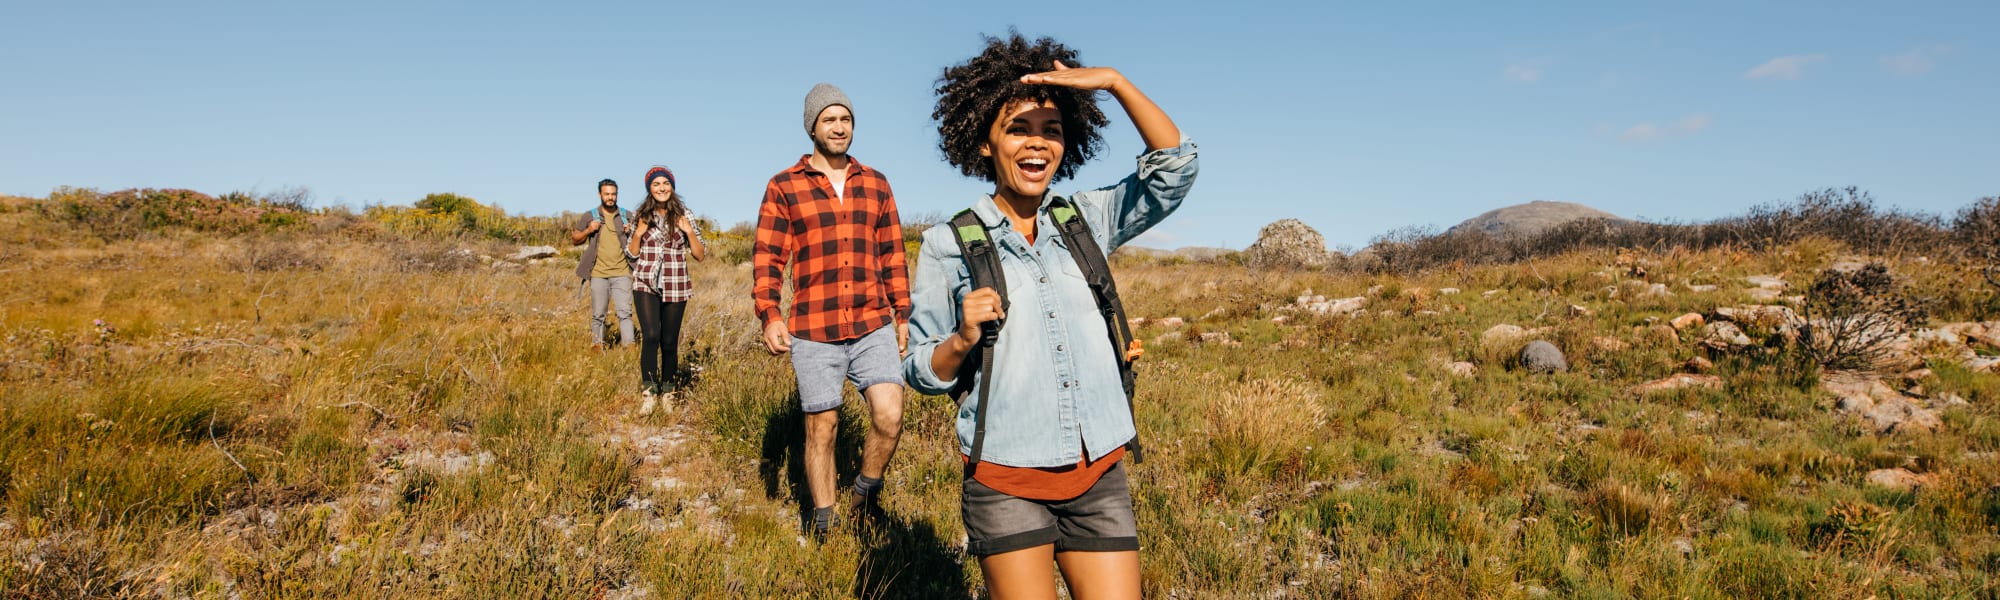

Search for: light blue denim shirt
xmin=902 ymin=139 xmax=1199 ymax=468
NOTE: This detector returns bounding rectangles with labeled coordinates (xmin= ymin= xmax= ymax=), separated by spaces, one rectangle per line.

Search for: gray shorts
xmin=789 ymin=325 xmax=902 ymax=413
xmin=962 ymin=461 xmax=1139 ymax=557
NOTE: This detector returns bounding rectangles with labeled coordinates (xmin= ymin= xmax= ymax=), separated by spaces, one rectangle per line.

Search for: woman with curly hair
xmin=902 ymin=32 xmax=1198 ymax=598
xmin=626 ymin=165 xmax=705 ymax=415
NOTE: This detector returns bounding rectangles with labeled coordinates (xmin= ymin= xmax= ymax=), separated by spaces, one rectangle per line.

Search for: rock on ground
xmin=1519 ymin=340 xmax=1568 ymax=374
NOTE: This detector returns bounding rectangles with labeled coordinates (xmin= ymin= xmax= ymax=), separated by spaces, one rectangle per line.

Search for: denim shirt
xmin=902 ymin=139 xmax=1199 ymax=468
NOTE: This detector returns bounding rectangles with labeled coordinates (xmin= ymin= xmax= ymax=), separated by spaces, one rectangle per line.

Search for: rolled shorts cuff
xmin=1057 ymin=536 xmax=1139 ymax=553
xmin=967 ymin=526 xmax=1060 ymax=557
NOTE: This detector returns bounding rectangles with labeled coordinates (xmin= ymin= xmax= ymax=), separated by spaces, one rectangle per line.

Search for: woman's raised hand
xmin=1019 ymin=60 xmax=1125 ymax=92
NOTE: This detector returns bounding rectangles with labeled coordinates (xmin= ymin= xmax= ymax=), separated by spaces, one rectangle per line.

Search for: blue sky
xmin=3 ymin=1 xmax=1994 ymax=249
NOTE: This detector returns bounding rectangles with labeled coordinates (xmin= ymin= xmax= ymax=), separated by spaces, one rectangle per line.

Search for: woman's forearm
xmin=928 ymin=332 xmax=974 ymax=381
xmin=1109 ymin=78 xmax=1179 ymax=151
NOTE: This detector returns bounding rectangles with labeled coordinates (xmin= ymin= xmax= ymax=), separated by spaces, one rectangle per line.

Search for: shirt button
xmin=1040 ymin=276 xmax=1048 ymax=283
xmin=1056 ymin=344 xmax=1065 ymax=352
xmin=1048 ymin=311 xmax=1056 ymax=319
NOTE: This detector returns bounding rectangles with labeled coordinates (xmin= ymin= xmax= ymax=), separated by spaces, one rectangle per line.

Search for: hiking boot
xmin=638 ymin=388 xmax=657 ymax=416
xmin=657 ymin=389 xmax=677 ymax=414
xmin=846 ymin=489 xmax=886 ymax=533
xmin=808 ymin=506 xmax=839 ymax=540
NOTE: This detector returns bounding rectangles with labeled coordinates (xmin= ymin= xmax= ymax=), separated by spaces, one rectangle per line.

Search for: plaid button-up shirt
xmin=753 ymin=155 xmax=911 ymax=343
xmin=628 ymin=215 xmax=704 ymax=302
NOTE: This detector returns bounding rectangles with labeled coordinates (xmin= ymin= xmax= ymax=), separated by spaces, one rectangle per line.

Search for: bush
xmin=36 ymin=187 xmax=312 ymax=239
xmin=1797 ymin=263 xmax=1926 ymax=371
xmin=366 ymin=193 xmax=568 ymax=244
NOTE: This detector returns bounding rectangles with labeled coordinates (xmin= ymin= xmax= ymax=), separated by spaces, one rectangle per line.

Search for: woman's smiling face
xmin=982 ymin=98 xmax=1064 ymax=202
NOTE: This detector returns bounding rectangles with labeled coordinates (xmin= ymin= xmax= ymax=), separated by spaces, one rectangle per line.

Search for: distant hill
xmin=1448 ymin=200 xmax=1627 ymax=238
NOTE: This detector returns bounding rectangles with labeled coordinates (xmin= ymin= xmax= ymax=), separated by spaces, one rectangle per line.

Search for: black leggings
xmin=633 ymin=291 xmax=686 ymax=388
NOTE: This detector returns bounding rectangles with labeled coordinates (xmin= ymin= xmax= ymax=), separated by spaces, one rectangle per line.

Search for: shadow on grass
xmin=757 ymin=390 xmax=869 ymax=527
xmin=855 ymin=516 xmax=972 ymax=599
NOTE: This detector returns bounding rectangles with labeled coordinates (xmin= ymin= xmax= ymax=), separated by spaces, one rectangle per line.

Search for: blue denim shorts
xmin=789 ymin=325 xmax=902 ymax=413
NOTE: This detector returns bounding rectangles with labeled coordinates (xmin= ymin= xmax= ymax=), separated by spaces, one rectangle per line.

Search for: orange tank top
xmin=966 ymin=446 xmax=1126 ymax=501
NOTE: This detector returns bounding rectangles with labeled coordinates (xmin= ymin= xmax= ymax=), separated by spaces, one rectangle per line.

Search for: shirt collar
xmin=970 ymin=192 xmax=1059 ymax=230
xmin=789 ymin=154 xmax=869 ymax=177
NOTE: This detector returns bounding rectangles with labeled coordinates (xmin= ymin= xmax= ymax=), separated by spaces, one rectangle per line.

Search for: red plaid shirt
xmin=753 ymin=155 xmax=911 ymax=342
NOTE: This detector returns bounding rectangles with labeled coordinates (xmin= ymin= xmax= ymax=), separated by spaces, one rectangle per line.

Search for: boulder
xmin=1519 ymin=341 xmax=1569 ymax=374
xmin=1590 ymin=336 xmax=1629 ymax=353
xmin=1197 ymin=331 xmax=1240 ymax=347
xmin=1482 ymin=324 xmax=1529 ymax=349
xmin=1684 ymin=356 xmax=1714 ymax=373
xmin=1745 ymin=275 xmax=1787 ymax=290
xmin=1633 ymin=374 xmax=1723 ymax=394
xmin=1670 ymin=313 xmax=1706 ymax=331
xmin=1823 ymin=374 xmax=1899 ymax=413
xmin=1699 ymin=322 xmax=1754 ymax=350
xmin=511 ymin=245 xmax=560 ymax=261
xmin=1446 ymin=361 xmax=1478 ymax=378
xmin=1864 ymin=468 xmax=1934 ymax=491
xmin=1244 ymin=219 xmax=1333 ymax=269
xmin=1864 ymin=399 xmax=1941 ymax=434
xmin=1713 ymin=305 xmax=1801 ymax=330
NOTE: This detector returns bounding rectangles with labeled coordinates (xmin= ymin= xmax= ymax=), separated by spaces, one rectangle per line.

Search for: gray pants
xmin=589 ymin=276 xmax=635 ymax=346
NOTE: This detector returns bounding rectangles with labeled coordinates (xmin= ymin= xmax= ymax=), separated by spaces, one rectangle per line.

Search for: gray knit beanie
xmin=803 ymin=83 xmax=852 ymax=133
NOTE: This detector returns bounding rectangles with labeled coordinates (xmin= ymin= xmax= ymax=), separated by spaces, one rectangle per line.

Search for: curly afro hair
xmin=933 ymin=32 xmax=1109 ymax=183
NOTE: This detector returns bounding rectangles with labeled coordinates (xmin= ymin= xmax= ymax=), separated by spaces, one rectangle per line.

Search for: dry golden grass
xmin=4 ymin=202 xmax=2000 ymax=598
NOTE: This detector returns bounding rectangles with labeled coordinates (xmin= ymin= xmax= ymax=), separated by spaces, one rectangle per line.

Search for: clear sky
xmin=3 ymin=1 xmax=1994 ymax=249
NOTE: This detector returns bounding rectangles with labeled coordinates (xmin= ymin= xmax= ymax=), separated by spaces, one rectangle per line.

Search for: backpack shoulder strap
xmin=947 ymin=209 xmax=1008 ymax=473
xmin=1046 ymin=197 xmax=1145 ymax=463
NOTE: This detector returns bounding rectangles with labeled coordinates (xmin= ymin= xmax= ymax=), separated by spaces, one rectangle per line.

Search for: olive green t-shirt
xmin=590 ymin=209 xmax=629 ymax=278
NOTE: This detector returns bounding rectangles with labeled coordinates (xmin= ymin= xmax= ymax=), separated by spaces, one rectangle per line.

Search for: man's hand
xmin=585 ymin=219 xmax=603 ymax=235
xmin=762 ymin=320 xmax=792 ymax=355
xmin=896 ymin=321 xmax=909 ymax=357
xmin=956 ymin=287 xmax=1005 ymax=345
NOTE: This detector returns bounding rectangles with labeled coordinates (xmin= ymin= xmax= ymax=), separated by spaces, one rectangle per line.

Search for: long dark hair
xmin=636 ymin=169 xmax=687 ymax=234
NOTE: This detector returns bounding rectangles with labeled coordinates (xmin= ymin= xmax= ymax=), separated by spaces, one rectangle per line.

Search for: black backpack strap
xmin=947 ymin=209 xmax=1008 ymax=474
xmin=1047 ymin=198 xmax=1144 ymax=464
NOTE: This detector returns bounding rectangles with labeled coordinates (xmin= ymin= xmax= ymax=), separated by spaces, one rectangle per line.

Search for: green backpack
xmin=947 ymin=198 xmax=1144 ymax=474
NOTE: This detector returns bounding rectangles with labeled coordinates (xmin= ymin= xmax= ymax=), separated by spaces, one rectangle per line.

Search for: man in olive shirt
xmin=571 ymin=178 xmax=635 ymax=350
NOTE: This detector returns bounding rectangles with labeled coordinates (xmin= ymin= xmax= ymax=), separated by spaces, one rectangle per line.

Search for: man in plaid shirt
xmin=754 ymin=83 xmax=912 ymax=537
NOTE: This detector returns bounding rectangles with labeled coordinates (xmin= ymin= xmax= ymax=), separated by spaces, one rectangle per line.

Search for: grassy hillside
xmin=3 ymin=190 xmax=1999 ymax=598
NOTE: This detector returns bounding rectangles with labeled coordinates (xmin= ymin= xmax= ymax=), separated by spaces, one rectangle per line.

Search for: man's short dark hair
xmin=933 ymin=31 xmax=1108 ymax=183
xmin=598 ymin=178 xmax=618 ymax=191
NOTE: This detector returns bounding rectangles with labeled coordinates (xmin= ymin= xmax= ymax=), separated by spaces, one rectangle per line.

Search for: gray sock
xmin=852 ymin=475 xmax=883 ymax=497
xmin=812 ymin=506 xmax=835 ymax=531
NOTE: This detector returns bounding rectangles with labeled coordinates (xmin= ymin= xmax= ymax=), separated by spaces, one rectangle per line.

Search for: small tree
xmin=1797 ymin=264 xmax=1925 ymax=371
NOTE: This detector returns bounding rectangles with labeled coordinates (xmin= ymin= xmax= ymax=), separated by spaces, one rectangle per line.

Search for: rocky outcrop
xmin=1448 ymin=200 xmax=1626 ymax=238
xmin=1245 ymin=219 xmax=1333 ymax=269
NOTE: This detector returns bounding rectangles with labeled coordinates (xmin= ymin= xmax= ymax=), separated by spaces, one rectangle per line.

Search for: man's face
xmin=599 ymin=184 xmax=618 ymax=208
xmin=810 ymin=105 xmax=853 ymax=157
xmin=980 ymin=98 xmax=1064 ymax=200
